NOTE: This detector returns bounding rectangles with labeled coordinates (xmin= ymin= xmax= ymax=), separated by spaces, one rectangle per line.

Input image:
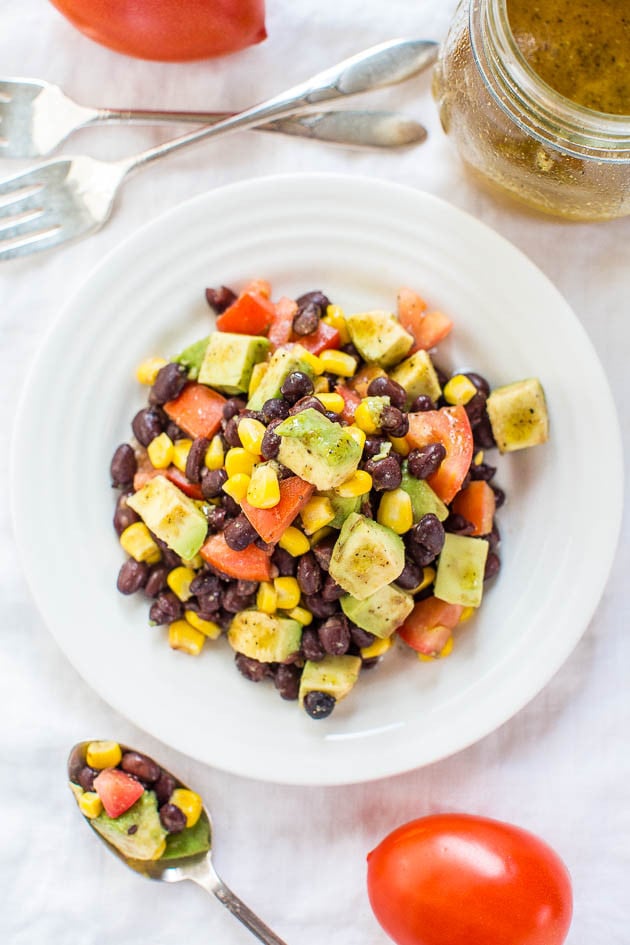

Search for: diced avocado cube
xmin=486 ymin=378 xmax=549 ymax=453
xmin=299 ymin=655 xmax=362 ymax=705
xmin=276 ymin=408 xmax=361 ymax=491
xmin=329 ymin=512 xmax=405 ymax=600
xmin=228 ymin=611 xmax=302 ymax=663
xmin=247 ymin=344 xmax=314 ymax=411
xmin=400 ymin=462 xmax=449 ymax=523
xmin=434 ymin=533 xmax=489 ymax=608
xmin=127 ymin=475 xmax=208 ymax=561
xmin=323 ymin=491 xmax=361 ymax=528
xmin=341 ymin=584 xmax=414 ymax=638
xmin=345 ymin=310 xmax=413 ymax=368
xmin=172 ymin=336 xmax=210 ymax=380
xmin=198 ymin=332 xmax=270 ymax=395
xmin=91 ymin=791 xmax=167 ymax=862
xmin=390 ymin=350 xmax=442 ymax=406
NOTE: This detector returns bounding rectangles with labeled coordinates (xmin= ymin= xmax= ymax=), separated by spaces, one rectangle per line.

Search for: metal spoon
xmin=68 ymin=741 xmax=288 ymax=945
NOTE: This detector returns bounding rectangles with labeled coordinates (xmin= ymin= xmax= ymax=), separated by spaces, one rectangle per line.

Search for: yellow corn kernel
xmin=222 ymin=473 xmax=251 ymax=504
xmin=248 ymin=361 xmax=268 ymax=398
xmin=353 ymin=401 xmax=379 ymax=434
xmin=247 ymin=464 xmax=280 ymax=509
xmin=184 ymin=610 xmax=222 ymax=639
xmin=120 ymin=522 xmax=161 ymax=564
xmin=319 ymin=349 xmax=357 ymax=377
xmin=274 ymin=576 xmax=301 ymax=610
xmin=360 ymin=636 xmax=393 ymax=659
xmin=278 ymin=526 xmax=311 ymax=557
xmin=78 ymin=792 xmax=103 ymax=819
xmin=170 ymin=788 xmax=203 ymax=827
xmin=225 ymin=447 xmax=256 ymax=478
xmin=167 ymin=566 xmax=196 ymax=602
xmin=315 ymin=392 xmax=345 ymax=413
xmin=238 ymin=417 xmax=266 ymax=456
xmin=335 ymin=469 xmax=373 ymax=498
xmin=313 ymin=376 xmax=330 ymax=393
xmin=287 ymin=605 xmax=313 ymax=626
xmin=257 ymin=581 xmax=278 ymax=614
xmin=418 ymin=634 xmax=454 ymax=661
xmin=171 ymin=438 xmax=193 ymax=473
xmin=473 ymin=450 xmax=484 ymax=466
xmin=443 ymin=374 xmax=477 ymax=406
xmin=377 ymin=489 xmax=414 ymax=535
xmin=309 ymin=526 xmax=334 ymax=547
xmin=147 ymin=432 xmax=174 ymax=469
xmin=168 ymin=619 xmax=205 ymax=656
xmin=295 ymin=348 xmax=324 ymax=375
xmin=86 ymin=740 xmax=122 ymax=770
xmin=459 ymin=606 xmax=476 ymax=623
xmin=204 ymin=435 xmax=225 ymax=471
xmin=345 ymin=424 xmax=367 ymax=451
xmin=300 ymin=495 xmax=335 ymax=534
xmin=324 ymin=304 xmax=351 ymax=344
xmin=136 ymin=356 xmax=168 ymax=386
xmin=389 ymin=436 xmax=411 ymax=457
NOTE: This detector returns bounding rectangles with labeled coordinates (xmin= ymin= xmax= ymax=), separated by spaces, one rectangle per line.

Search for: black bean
xmin=149 ymin=591 xmax=183 ymax=625
xmin=159 ymin=803 xmax=187 ymax=834
xmin=222 ymin=416 xmax=242 ymax=447
xmin=221 ymin=494 xmax=241 ymax=518
xmin=281 ymin=371 xmax=314 ymax=403
xmin=407 ymin=443 xmax=447 ymax=480
xmin=296 ymin=552 xmax=322 ymax=596
xmin=261 ymin=398 xmax=291 ymax=423
xmin=236 ymin=580 xmax=258 ymax=597
xmin=293 ymin=301 xmax=321 ymax=336
xmin=303 ymin=595 xmax=339 ymax=619
xmin=200 ymin=467 xmax=227 ymax=500
xmin=301 ymin=627 xmax=326 ymax=661
xmin=235 ymin=653 xmax=270 ymax=682
xmin=289 ymin=395 xmax=326 ymax=416
xmin=342 ymin=342 xmax=360 ymax=361
xmin=154 ymin=539 xmax=181 ymax=569
xmin=474 ymin=415 xmax=496 ymax=449
xmin=486 ymin=522 xmax=501 ymax=552
xmin=117 ymin=559 xmax=149 ymax=595
xmin=154 ymin=770 xmax=176 ymax=807
xmin=274 ymin=664 xmax=301 ymax=701
xmin=318 ymin=615 xmax=350 ymax=655
xmin=410 ymin=395 xmax=436 ymax=412
xmin=303 ymin=691 xmax=336 ymax=719
xmin=222 ymin=397 xmax=246 ymax=421
xmin=395 ymin=558 xmax=423 ymax=590
xmin=121 ymin=751 xmax=161 ymax=784
xmin=197 ymin=590 xmax=222 ymax=614
xmin=492 ymin=485 xmax=506 ymax=509
xmin=272 ymin=546 xmax=296 ymax=577
xmin=445 ymin=512 xmax=475 ymax=535
xmin=132 ymin=407 xmax=164 ymax=446
xmin=205 ymin=505 xmax=228 ymax=532
xmin=470 ymin=462 xmax=497 ymax=482
xmin=185 ymin=437 xmax=210 ymax=484
xmin=77 ymin=766 xmax=98 ymax=792
xmin=434 ymin=364 xmax=449 ymax=388
xmin=261 ymin=421 xmax=281 ymax=460
xmin=149 ymin=362 xmax=188 ymax=406
xmin=365 ymin=456 xmax=402 ymax=492
xmin=380 ymin=405 xmax=409 ymax=438
xmin=325 ymin=410 xmax=344 ymax=425
xmin=465 ymin=372 xmax=491 ymax=396
xmin=367 ymin=376 xmax=407 ymax=409
xmin=113 ymin=493 xmax=140 ymax=536
xmin=464 ymin=391 xmax=488 ymax=428
xmin=311 ymin=535 xmax=336 ymax=571
xmin=205 ymin=285 xmax=237 ymax=313
xmin=144 ymin=565 xmax=169 ymax=598
xmin=239 ymin=408 xmax=264 ymax=423
xmin=110 ymin=444 xmax=137 ymax=488
xmin=321 ymin=575 xmax=345 ymax=601
xmin=191 ymin=570 xmax=219 ymax=594
xmin=166 ymin=422 xmax=184 ymax=442
xmin=276 ymin=464 xmax=294 ymax=480
xmin=363 ymin=436 xmax=388 ymax=460
xmin=296 ymin=290 xmax=331 ymax=311
xmin=224 ymin=514 xmax=258 ymax=551
xmin=350 ymin=625 xmax=376 ymax=649
xmin=484 ymin=551 xmax=501 ymax=581
xmin=222 ymin=584 xmax=255 ymax=613
xmin=407 ymin=514 xmax=445 ymax=566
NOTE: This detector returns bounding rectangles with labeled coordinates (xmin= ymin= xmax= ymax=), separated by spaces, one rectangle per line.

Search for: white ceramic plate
xmin=11 ymin=174 xmax=622 ymax=785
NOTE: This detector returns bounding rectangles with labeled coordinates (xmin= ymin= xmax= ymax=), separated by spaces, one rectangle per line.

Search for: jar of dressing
xmin=433 ymin=0 xmax=630 ymax=219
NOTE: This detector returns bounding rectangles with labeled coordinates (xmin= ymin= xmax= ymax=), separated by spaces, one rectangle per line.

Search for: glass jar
xmin=433 ymin=0 xmax=630 ymax=220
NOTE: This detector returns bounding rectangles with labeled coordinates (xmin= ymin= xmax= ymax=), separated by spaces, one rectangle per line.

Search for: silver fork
xmin=0 ymin=38 xmax=438 ymax=262
xmin=0 ymin=76 xmax=430 ymax=157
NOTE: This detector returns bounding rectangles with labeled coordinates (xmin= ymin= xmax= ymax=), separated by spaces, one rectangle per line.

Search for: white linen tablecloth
xmin=1 ymin=2 xmax=628 ymax=943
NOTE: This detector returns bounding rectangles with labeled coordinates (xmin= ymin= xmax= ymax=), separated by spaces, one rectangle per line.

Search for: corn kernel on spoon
xmin=68 ymin=740 xmax=289 ymax=945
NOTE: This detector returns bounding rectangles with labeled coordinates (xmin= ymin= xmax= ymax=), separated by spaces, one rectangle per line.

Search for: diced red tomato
xmin=93 ymin=768 xmax=144 ymax=818
xmin=133 ymin=451 xmax=160 ymax=491
xmin=200 ymin=533 xmax=273 ymax=581
xmin=451 ymin=480 xmax=496 ymax=536
xmin=349 ymin=363 xmax=385 ymax=398
xmin=398 ymin=596 xmax=464 ymax=655
xmin=240 ymin=476 xmax=314 ymax=544
xmin=406 ymin=406 xmax=473 ymax=504
xmin=165 ymin=465 xmax=204 ymax=500
xmin=336 ymin=384 xmax=361 ymax=423
xmin=164 ymin=383 xmax=226 ymax=439
xmin=295 ymin=321 xmax=340 ymax=354
xmin=397 ymin=287 xmax=453 ymax=351
xmin=242 ymin=278 xmax=271 ymax=299
xmin=268 ymin=297 xmax=297 ymax=349
xmin=215 ymin=291 xmax=276 ymax=334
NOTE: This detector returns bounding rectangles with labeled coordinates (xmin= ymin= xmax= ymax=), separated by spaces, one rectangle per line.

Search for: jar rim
xmin=470 ymin=0 xmax=630 ymax=160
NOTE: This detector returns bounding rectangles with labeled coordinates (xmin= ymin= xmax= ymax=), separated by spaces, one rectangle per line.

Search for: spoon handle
xmin=189 ymin=859 xmax=289 ymax=945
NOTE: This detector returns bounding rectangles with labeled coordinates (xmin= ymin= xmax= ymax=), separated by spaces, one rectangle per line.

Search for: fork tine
xmin=0 ymin=220 xmax=64 ymax=261
xmin=0 ymin=166 xmax=48 ymax=197
xmin=0 ymin=186 xmax=44 ymax=218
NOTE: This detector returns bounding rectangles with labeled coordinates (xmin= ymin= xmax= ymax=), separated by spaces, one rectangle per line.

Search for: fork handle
xmin=120 ymin=38 xmax=437 ymax=172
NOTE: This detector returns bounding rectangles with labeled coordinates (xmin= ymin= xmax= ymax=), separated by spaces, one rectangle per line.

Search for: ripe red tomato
xmin=48 ymin=0 xmax=267 ymax=62
xmin=367 ymin=814 xmax=572 ymax=945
